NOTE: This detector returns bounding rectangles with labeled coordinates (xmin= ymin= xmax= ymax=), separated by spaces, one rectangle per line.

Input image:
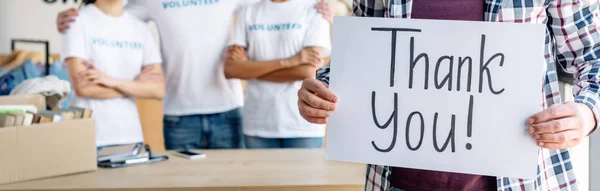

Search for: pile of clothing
xmin=0 ymin=51 xmax=73 ymax=110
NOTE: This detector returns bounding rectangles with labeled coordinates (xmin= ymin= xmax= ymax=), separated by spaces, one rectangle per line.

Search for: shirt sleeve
xmin=303 ymin=8 xmax=332 ymax=57
xmin=229 ymin=6 xmax=248 ymax=47
xmin=548 ymin=0 xmax=600 ymax=133
xmin=141 ymin=25 xmax=162 ymax=66
xmin=353 ymin=0 xmax=386 ymax=17
xmin=316 ymin=61 xmax=331 ymax=85
xmin=61 ymin=16 xmax=88 ymax=62
xmin=125 ymin=0 xmax=150 ymax=22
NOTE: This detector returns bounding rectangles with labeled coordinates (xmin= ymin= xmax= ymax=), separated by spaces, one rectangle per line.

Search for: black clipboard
xmin=97 ymin=144 xmax=169 ymax=168
xmin=97 ymin=155 xmax=169 ymax=168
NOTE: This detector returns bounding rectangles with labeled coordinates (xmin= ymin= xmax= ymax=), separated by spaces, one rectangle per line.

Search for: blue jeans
xmin=163 ymin=108 xmax=243 ymax=149
xmin=245 ymin=135 xmax=323 ymax=149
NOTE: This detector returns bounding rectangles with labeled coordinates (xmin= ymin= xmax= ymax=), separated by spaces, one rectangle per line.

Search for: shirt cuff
xmin=316 ymin=61 xmax=330 ymax=85
xmin=575 ymin=91 xmax=600 ymax=135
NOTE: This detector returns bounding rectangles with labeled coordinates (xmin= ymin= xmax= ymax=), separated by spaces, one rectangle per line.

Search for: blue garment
xmin=244 ymin=136 xmax=323 ymax=149
xmin=0 ymin=60 xmax=73 ymax=109
xmin=163 ymin=108 xmax=243 ymax=149
xmin=0 ymin=75 xmax=16 ymax=95
xmin=0 ymin=60 xmax=40 ymax=96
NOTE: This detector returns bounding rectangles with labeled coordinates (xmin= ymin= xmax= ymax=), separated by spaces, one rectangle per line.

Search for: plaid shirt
xmin=317 ymin=0 xmax=600 ymax=190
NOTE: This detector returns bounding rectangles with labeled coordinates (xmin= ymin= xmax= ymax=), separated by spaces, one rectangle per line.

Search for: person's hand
xmin=315 ymin=0 xmax=336 ymax=24
xmin=76 ymin=62 xmax=120 ymax=88
xmin=298 ymin=78 xmax=338 ymax=124
xmin=288 ymin=48 xmax=322 ymax=67
xmin=528 ymin=102 xmax=597 ymax=149
xmin=226 ymin=46 xmax=249 ymax=62
xmin=57 ymin=8 xmax=79 ymax=33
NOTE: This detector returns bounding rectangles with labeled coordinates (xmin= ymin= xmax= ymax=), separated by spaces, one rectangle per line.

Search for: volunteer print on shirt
xmin=61 ymin=4 xmax=162 ymax=147
xmin=161 ymin=0 xmax=221 ymax=9
xmin=229 ymin=0 xmax=331 ymax=138
xmin=124 ymin=0 xmax=257 ymax=115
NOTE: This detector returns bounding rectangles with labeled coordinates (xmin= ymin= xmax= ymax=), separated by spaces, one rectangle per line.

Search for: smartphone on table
xmin=173 ymin=150 xmax=206 ymax=160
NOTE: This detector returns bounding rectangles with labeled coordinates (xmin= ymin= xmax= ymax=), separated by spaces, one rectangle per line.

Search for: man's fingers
xmin=538 ymin=138 xmax=582 ymax=149
xmin=302 ymin=78 xmax=337 ymax=103
xmin=315 ymin=0 xmax=326 ymax=8
xmin=534 ymin=129 xmax=582 ymax=143
xmin=87 ymin=62 xmax=98 ymax=69
xmin=91 ymin=79 xmax=101 ymax=85
xmin=300 ymin=112 xmax=328 ymax=124
xmin=85 ymin=75 xmax=99 ymax=82
xmin=318 ymin=8 xmax=331 ymax=16
xmin=58 ymin=25 xmax=71 ymax=33
xmin=85 ymin=69 xmax=100 ymax=76
xmin=298 ymin=88 xmax=335 ymax=111
xmin=530 ymin=117 xmax=578 ymax=134
xmin=315 ymin=0 xmax=329 ymax=11
xmin=57 ymin=8 xmax=78 ymax=33
xmin=60 ymin=17 xmax=76 ymax=24
xmin=61 ymin=8 xmax=79 ymax=17
xmin=310 ymin=52 xmax=321 ymax=59
xmin=298 ymin=100 xmax=333 ymax=118
xmin=528 ymin=103 xmax=578 ymax=125
xmin=307 ymin=58 xmax=320 ymax=66
xmin=83 ymin=61 xmax=97 ymax=69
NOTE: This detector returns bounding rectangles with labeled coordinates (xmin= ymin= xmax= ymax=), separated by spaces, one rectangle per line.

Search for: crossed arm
xmin=224 ymin=45 xmax=324 ymax=82
xmin=65 ymin=57 xmax=165 ymax=100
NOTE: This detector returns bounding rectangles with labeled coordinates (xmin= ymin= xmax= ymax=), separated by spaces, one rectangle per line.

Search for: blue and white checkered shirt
xmin=317 ymin=0 xmax=600 ymax=190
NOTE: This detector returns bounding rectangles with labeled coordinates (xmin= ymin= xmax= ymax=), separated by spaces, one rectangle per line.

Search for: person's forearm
xmin=258 ymin=65 xmax=318 ymax=82
xmin=75 ymin=85 xmax=125 ymax=99
xmin=225 ymin=59 xmax=291 ymax=79
xmin=114 ymin=80 xmax=165 ymax=99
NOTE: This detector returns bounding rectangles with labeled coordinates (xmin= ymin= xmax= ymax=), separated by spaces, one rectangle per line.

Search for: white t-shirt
xmin=229 ymin=0 xmax=331 ymax=138
xmin=61 ymin=5 xmax=162 ymax=147
xmin=125 ymin=0 xmax=256 ymax=115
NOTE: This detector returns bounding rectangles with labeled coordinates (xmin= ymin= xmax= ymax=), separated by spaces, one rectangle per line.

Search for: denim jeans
xmin=245 ymin=135 xmax=323 ymax=149
xmin=163 ymin=108 xmax=243 ymax=149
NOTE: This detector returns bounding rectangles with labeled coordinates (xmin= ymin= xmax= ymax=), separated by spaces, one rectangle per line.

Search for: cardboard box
xmin=0 ymin=94 xmax=45 ymax=111
xmin=0 ymin=119 xmax=97 ymax=185
xmin=0 ymin=94 xmax=97 ymax=185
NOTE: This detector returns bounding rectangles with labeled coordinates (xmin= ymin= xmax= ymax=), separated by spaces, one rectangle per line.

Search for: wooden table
xmin=0 ymin=149 xmax=365 ymax=191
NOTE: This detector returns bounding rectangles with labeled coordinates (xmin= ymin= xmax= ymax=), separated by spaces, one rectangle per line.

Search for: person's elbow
xmin=149 ymin=84 xmax=166 ymax=99
xmin=154 ymin=88 xmax=166 ymax=99
xmin=73 ymin=86 xmax=92 ymax=98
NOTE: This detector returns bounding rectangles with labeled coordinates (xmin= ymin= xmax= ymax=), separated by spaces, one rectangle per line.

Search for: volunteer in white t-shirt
xmin=57 ymin=0 xmax=335 ymax=150
xmin=225 ymin=0 xmax=331 ymax=148
xmin=61 ymin=0 xmax=165 ymax=148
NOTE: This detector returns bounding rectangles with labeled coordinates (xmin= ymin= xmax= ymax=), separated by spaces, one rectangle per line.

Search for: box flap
xmin=0 ymin=95 xmax=46 ymax=111
xmin=0 ymin=127 xmax=19 ymax=184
